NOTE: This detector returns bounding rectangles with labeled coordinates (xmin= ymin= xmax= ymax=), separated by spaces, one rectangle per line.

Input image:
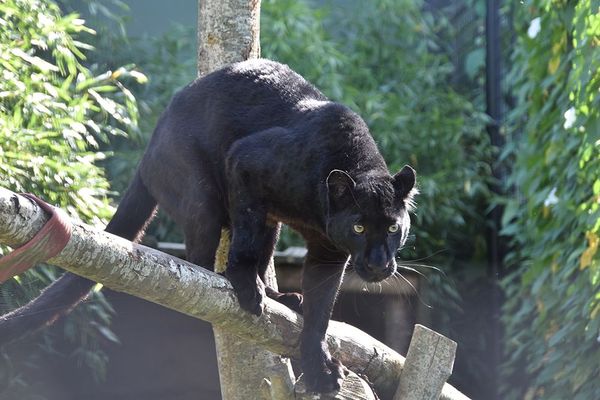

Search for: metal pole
xmin=485 ymin=1 xmax=504 ymax=399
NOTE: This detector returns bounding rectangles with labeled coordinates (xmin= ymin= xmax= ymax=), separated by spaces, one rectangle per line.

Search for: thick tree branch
xmin=0 ymin=188 xmax=468 ymax=400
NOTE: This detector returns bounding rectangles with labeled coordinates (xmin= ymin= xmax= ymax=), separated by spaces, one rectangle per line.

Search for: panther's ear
xmin=326 ymin=169 xmax=356 ymax=208
xmin=393 ymin=165 xmax=416 ymax=199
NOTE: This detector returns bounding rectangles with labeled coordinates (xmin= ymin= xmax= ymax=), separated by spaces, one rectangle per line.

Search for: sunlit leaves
xmin=0 ymin=0 xmax=142 ymax=389
xmin=0 ymin=0 xmax=140 ymax=225
xmin=580 ymin=231 xmax=599 ymax=270
xmin=501 ymin=0 xmax=600 ymax=398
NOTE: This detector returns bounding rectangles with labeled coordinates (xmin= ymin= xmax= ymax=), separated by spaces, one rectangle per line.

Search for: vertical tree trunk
xmin=212 ymin=231 xmax=295 ymax=400
xmin=196 ymin=2 xmax=295 ymax=399
xmin=197 ymin=0 xmax=261 ymax=76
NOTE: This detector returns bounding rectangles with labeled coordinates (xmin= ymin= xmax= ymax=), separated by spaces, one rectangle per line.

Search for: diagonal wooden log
xmin=0 ymin=188 xmax=470 ymax=400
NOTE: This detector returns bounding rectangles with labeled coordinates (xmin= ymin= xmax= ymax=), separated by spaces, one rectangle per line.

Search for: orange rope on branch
xmin=0 ymin=194 xmax=72 ymax=283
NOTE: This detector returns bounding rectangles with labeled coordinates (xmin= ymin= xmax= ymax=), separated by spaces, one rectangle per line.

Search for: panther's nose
xmin=366 ymin=247 xmax=387 ymax=273
xmin=365 ymin=261 xmax=387 ymax=273
xmin=364 ymin=260 xmax=393 ymax=282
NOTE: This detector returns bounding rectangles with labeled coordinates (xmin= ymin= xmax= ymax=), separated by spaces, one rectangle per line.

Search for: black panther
xmin=0 ymin=59 xmax=416 ymax=393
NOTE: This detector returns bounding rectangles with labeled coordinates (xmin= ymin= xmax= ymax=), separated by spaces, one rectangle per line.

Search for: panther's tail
xmin=0 ymin=171 xmax=157 ymax=345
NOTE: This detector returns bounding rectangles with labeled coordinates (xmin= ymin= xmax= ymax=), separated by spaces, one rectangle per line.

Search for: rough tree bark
xmin=197 ymin=0 xmax=261 ymax=76
xmin=197 ymin=2 xmax=297 ymax=399
xmin=394 ymin=325 xmax=457 ymax=400
xmin=0 ymin=188 xmax=470 ymax=400
xmin=212 ymin=231 xmax=296 ymax=400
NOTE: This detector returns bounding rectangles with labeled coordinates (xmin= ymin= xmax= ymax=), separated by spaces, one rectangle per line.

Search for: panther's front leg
xmin=300 ymin=241 xmax=349 ymax=392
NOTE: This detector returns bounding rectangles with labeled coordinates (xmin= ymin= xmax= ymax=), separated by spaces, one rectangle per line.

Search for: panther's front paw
xmin=303 ymin=356 xmax=348 ymax=393
xmin=236 ymin=284 xmax=265 ymax=316
xmin=228 ymin=274 xmax=265 ymax=316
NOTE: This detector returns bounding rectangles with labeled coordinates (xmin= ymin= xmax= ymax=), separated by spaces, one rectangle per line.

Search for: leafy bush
xmin=51 ymin=0 xmax=198 ymax=243
xmin=98 ymin=24 xmax=197 ymax=243
xmin=500 ymin=1 xmax=600 ymax=398
xmin=0 ymin=0 xmax=140 ymax=222
xmin=0 ymin=0 xmax=141 ymax=392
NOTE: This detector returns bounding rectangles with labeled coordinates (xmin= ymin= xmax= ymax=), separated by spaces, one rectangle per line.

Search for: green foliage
xmin=262 ymin=0 xmax=491 ymax=299
xmin=56 ymin=0 xmax=197 ymax=241
xmin=263 ymin=0 xmax=492 ymax=261
xmin=0 ymin=0 xmax=141 ymax=223
xmin=501 ymin=1 xmax=600 ymax=398
xmin=0 ymin=0 xmax=141 ymax=391
xmin=99 ymin=24 xmax=196 ymax=243
xmin=101 ymin=25 xmax=196 ymax=198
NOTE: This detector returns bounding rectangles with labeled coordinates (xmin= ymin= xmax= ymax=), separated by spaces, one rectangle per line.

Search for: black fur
xmin=0 ymin=59 xmax=416 ymax=393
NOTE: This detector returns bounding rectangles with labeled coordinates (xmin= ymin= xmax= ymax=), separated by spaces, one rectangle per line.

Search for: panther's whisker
xmin=392 ymin=271 xmax=432 ymax=309
xmin=398 ymin=262 xmax=446 ymax=277
xmin=396 ymin=264 xmax=429 ymax=281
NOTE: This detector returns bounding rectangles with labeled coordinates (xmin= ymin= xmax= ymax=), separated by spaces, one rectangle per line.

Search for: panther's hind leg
xmin=141 ymin=155 xmax=227 ymax=270
xmin=183 ymin=208 xmax=226 ymax=270
xmin=256 ymin=223 xmax=304 ymax=314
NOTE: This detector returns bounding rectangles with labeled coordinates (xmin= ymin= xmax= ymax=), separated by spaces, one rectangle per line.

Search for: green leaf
xmin=465 ymin=48 xmax=485 ymax=79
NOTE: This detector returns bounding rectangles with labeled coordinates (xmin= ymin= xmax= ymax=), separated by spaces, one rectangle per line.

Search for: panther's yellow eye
xmin=388 ymin=223 xmax=399 ymax=233
xmin=353 ymin=224 xmax=365 ymax=234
